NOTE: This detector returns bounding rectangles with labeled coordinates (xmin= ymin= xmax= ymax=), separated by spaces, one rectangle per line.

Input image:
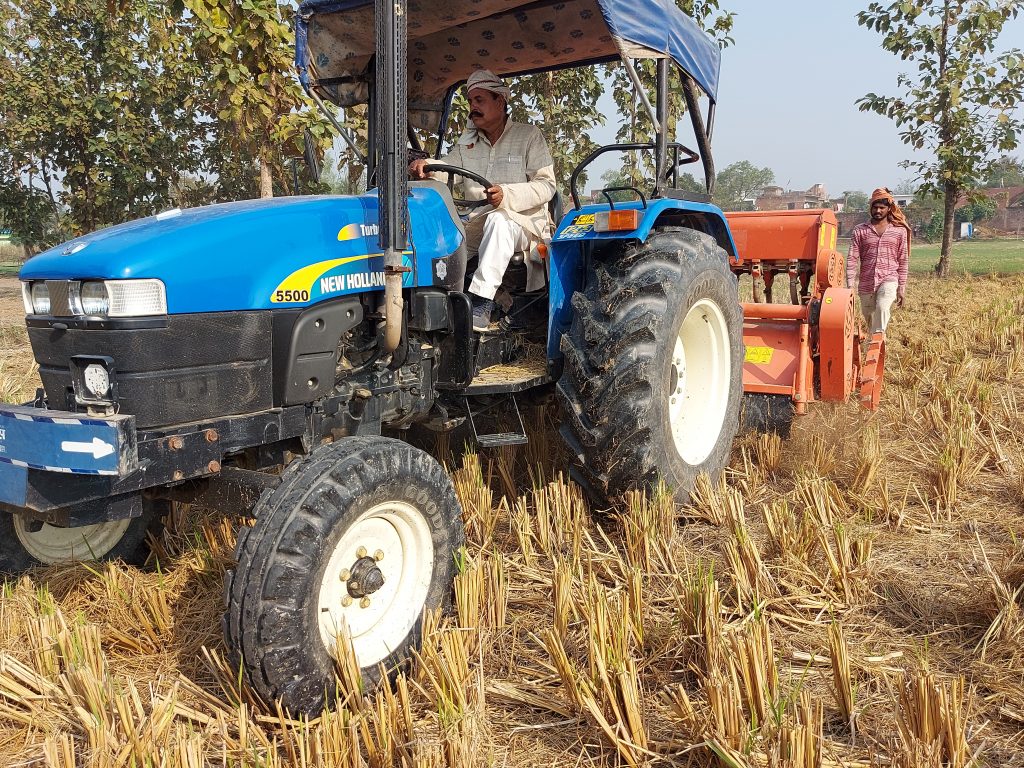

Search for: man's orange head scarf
xmin=870 ymin=187 xmax=912 ymax=247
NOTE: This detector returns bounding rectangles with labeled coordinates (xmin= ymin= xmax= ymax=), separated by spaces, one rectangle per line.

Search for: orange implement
xmin=727 ymin=208 xmax=885 ymax=424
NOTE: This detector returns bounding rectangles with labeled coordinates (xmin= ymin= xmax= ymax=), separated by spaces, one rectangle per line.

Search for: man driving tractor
xmin=409 ymin=69 xmax=556 ymax=331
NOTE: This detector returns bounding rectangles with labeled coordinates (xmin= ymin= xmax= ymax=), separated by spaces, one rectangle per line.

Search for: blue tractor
xmin=1 ymin=0 xmax=743 ymax=713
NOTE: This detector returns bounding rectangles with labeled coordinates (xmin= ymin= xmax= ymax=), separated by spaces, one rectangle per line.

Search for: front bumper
xmin=0 ymin=402 xmax=306 ymax=523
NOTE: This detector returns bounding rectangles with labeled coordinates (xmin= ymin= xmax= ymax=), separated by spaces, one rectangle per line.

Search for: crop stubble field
xmin=0 ymin=272 xmax=1023 ymax=767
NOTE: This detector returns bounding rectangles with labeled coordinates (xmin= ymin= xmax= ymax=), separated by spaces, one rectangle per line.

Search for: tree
xmin=843 ymin=190 xmax=870 ymax=213
xmin=857 ymin=0 xmax=1024 ymax=277
xmin=185 ymin=0 xmax=329 ymax=198
xmin=513 ymin=69 xmax=604 ymax=196
xmin=0 ymin=0 xmax=209 ymax=236
xmin=955 ymin=195 xmax=997 ymax=223
xmin=905 ymin=192 xmax=943 ymax=240
xmin=608 ymin=1 xmax=735 ymax=191
xmin=984 ymin=155 xmax=1024 ymax=187
xmin=714 ymin=161 xmax=774 ymax=210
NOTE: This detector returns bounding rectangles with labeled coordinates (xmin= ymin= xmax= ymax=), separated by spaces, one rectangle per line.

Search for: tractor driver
xmin=409 ymin=69 xmax=556 ymax=331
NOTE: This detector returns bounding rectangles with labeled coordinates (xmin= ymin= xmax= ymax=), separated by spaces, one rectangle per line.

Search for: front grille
xmin=45 ymin=280 xmax=75 ymax=316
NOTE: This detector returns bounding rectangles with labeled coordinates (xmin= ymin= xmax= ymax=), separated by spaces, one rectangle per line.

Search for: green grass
xmin=909 ymin=238 xmax=1024 ymax=275
xmin=838 ymin=237 xmax=1024 ymax=276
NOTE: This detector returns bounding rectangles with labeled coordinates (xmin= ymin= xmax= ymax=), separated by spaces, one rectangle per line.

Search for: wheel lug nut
xmin=340 ymin=569 xmax=351 ymax=581
xmin=374 ymin=549 xmax=384 ymax=561
xmin=356 ymin=546 xmax=367 ymax=558
xmin=360 ymin=597 xmax=371 ymax=609
xmin=342 ymin=596 xmax=353 ymax=607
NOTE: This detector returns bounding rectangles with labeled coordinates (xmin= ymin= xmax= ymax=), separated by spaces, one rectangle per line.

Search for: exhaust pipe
xmin=383 ymin=267 xmax=405 ymax=352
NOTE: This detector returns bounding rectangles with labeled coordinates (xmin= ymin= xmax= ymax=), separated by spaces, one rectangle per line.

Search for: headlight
xmin=30 ymin=282 xmax=50 ymax=314
xmin=80 ymin=281 xmax=110 ymax=316
xmin=21 ymin=282 xmax=33 ymax=314
xmin=106 ymin=279 xmax=166 ymax=317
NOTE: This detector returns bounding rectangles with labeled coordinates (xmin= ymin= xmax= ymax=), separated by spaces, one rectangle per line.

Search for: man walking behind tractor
xmin=846 ymin=188 xmax=911 ymax=335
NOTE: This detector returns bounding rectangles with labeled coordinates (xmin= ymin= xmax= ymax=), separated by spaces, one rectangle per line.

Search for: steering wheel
xmin=422 ymin=163 xmax=493 ymax=210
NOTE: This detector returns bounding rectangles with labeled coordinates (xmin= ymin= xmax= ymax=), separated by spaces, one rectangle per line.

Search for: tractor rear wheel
xmin=0 ymin=501 xmax=165 ymax=573
xmin=557 ymin=227 xmax=743 ymax=505
xmin=224 ymin=436 xmax=464 ymax=715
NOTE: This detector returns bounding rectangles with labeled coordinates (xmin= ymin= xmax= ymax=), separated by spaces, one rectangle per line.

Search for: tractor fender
xmin=547 ymin=198 xmax=737 ymax=360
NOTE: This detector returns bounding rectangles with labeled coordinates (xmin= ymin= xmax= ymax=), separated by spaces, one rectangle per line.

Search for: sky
xmin=590 ymin=0 xmax=1024 ymax=197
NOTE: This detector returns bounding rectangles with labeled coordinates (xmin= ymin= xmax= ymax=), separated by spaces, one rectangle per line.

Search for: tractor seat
xmin=509 ymin=190 xmax=563 ymax=266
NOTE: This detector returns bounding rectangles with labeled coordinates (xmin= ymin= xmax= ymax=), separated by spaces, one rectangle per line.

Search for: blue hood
xmin=20 ymin=193 xmax=462 ymax=314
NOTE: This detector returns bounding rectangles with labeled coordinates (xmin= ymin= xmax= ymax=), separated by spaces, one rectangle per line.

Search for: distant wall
xmin=836 ymin=212 xmax=868 ymax=237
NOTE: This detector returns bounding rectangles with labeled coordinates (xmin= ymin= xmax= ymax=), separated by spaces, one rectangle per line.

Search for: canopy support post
xmin=621 ymin=57 xmax=660 ymax=134
xmin=654 ymin=57 xmax=669 ymax=198
xmin=374 ymin=0 xmax=409 ymax=354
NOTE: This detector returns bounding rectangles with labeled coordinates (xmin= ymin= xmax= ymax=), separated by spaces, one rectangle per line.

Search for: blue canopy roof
xmin=296 ymin=0 xmax=721 ymax=123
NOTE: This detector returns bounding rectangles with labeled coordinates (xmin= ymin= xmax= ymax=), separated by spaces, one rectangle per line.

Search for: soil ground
xmin=1 ymin=273 xmax=1023 ymax=767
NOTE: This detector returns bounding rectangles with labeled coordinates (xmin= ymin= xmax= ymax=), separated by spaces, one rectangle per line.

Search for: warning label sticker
xmin=745 ymin=345 xmax=775 ymax=365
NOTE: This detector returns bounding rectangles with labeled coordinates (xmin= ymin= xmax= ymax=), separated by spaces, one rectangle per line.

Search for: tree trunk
xmin=259 ymin=150 xmax=274 ymax=199
xmin=936 ymin=181 xmax=957 ymax=277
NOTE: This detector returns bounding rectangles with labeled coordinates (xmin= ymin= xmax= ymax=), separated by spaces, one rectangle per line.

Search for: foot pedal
xmin=464 ymin=394 xmax=529 ymax=448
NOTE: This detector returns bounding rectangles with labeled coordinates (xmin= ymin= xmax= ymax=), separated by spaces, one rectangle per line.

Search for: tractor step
xmin=465 ymin=354 xmax=550 ymax=395
xmin=464 ymin=394 xmax=529 ymax=449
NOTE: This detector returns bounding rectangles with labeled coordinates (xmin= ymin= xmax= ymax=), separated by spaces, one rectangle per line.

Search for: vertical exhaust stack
xmin=375 ymin=0 xmax=409 ymax=352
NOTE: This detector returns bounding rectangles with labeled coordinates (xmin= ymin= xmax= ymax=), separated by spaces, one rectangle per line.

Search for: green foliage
xmin=0 ymin=0 xmax=330 ymax=245
xmin=0 ymin=179 xmax=60 ymax=252
xmin=921 ymin=211 xmax=945 ymax=242
xmin=955 ymin=195 xmax=997 ymax=223
xmin=607 ymin=1 xmax=734 ymax=189
xmin=983 ymin=155 xmax=1024 ymax=187
xmin=856 ymin=0 xmax=1024 ymax=275
xmin=905 ymin=193 xmax=943 ymax=240
xmin=0 ymin=0 xmax=209 ymax=237
xmin=842 ymin=190 xmax=870 ymax=213
xmin=512 ymin=69 xmax=604 ymax=194
xmin=184 ymin=0 xmax=331 ymax=198
xmin=714 ymin=161 xmax=775 ymax=211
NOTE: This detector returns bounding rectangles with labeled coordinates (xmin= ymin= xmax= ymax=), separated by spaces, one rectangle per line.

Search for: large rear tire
xmin=0 ymin=501 xmax=165 ymax=573
xmin=224 ymin=436 xmax=464 ymax=715
xmin=557 ymin=228 xmax=743 ymax=504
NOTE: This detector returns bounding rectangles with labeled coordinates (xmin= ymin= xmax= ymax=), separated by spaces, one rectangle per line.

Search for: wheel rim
xmin=668 ymin=298 xmax=732 ymax=466
xmin=13 ymin=514 xmax=132 ymax=564
xmin=317 ymin=500 xmax=434 ymax=669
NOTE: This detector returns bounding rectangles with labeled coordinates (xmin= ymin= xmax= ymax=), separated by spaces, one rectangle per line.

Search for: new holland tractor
xmin=0 ymin=0 xmax=880 ymax=714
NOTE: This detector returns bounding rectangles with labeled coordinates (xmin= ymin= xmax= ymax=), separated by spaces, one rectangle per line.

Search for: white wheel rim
xmin=317 ymin=500 xmax=434 ymax=668
xmin=668 ymin=298 xmax=732 ymax=466
xmin=13 ymin=514 xmax=131 ymax=564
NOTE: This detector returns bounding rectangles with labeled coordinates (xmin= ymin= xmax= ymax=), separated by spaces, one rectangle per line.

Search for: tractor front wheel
xmin=224 ymin=436 xmax=464 ymax=715
xmin=557 ymin=227 xmax=743 ymax=505
xmin=0 ymin=502 xmax=165 ymax=573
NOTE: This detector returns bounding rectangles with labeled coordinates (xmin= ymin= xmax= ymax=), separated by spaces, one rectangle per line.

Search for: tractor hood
xmin=20 ymin=192 xmax=462 ymax=314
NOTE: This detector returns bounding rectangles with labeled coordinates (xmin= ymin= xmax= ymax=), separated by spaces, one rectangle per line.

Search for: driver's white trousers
xmin=467 ymin=211 xmax=530 ymax=300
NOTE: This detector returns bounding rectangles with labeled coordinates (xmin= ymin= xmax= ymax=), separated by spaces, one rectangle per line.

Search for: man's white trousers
xmin=467 ymin=211 xmax=529 ymax=300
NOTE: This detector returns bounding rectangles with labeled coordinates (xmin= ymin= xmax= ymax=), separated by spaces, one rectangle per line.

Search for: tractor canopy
xmin=296 ymin=0 xmax=721 ymax=129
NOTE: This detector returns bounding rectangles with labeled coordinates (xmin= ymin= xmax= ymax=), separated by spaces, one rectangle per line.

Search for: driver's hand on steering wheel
xmin=409 ymin=159 xmax=430 ymax=179
xmin=485 ymin=186 xmax=503 ymax=207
